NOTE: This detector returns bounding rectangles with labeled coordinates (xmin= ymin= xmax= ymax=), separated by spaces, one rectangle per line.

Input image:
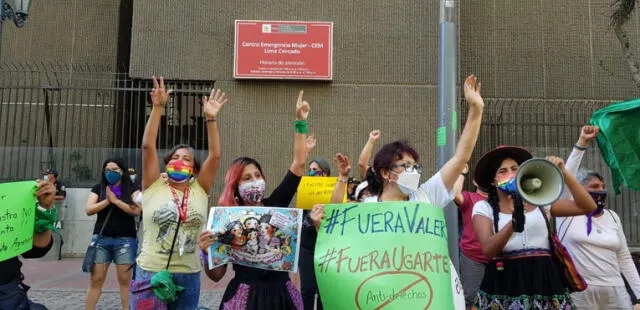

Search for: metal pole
xmin=0 ymin=1 xmax=4 ymax=60
xmin=437 ymin=0 xmax=459 ymax=270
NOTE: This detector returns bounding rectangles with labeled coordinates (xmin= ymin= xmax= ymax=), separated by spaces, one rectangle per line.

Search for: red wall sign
xmin=234 ymin=20 xmax=333 ymax=80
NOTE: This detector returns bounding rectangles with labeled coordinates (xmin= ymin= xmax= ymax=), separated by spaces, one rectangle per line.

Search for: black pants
xmin=0 ymin=280 xmax=47 ymax=310
xmin=299 ymin=247 xmax=323 ymax=310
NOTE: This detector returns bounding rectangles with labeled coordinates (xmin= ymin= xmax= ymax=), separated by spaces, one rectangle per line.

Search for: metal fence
xmin=1 ymin=63 xmax=638 ymax=246
xmin=0 ymin=63 xmax=213 ymax=187
xmin=462 ymin=98 xmax=640 ymax=247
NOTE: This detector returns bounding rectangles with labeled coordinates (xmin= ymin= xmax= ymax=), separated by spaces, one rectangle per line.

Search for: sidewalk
xmin=20 ymin=258 xmax=302 ymax=310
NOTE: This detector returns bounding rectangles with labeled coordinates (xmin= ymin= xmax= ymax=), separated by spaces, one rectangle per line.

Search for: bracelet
xmin=294 ymin=119 xmax=308 ymax=134
xmin=573 ymin=144 xmax=587 ymax=151
xmin=205 ymin=118 xmax=216 ymax=123
xmin=337 ymin=178 xmax=348 ymax=183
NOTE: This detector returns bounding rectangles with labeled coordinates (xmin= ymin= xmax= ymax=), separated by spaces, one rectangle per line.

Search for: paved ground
xmin=21 ymin=258 xmax=301 ymax=310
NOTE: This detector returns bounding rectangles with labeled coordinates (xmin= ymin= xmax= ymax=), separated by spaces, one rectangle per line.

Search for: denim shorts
xmin=92 ymin=235 xmax=137 ymax=265
xmin=130 ymin=265 xmax=201 ymax=310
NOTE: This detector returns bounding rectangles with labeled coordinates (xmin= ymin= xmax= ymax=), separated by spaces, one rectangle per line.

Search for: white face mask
xmin=130 ymin=175 xmax=136 ymax=183
xmin=238 ymin=179 xmax=266 ymax=204
xmin=390 ymin=170 xmax=421 ymax=195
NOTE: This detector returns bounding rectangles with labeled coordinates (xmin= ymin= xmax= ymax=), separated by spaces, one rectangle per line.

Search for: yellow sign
xmin=296 ymin=176 xmax=345 ymax=210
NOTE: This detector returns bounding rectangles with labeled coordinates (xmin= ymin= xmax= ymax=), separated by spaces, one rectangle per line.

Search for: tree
xmin=611 ymin=0 xmax=640 ymax=87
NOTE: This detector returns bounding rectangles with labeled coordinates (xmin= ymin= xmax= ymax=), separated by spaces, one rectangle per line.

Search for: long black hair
xmin=487 ymin=180 xmax=525 ymax=233
xmin=99 ymin=157 xmax=134 ymax=204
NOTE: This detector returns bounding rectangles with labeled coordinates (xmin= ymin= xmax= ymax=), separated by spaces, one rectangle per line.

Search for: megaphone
xmin=515 ymin=158 xmax=565 ymax=206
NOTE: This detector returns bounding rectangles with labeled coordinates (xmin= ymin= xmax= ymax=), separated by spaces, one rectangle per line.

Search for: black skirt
xmin=475 ymin=248 xmax=574 ymax=310
xmin=219 ymin=265 xmax=302 ymax=310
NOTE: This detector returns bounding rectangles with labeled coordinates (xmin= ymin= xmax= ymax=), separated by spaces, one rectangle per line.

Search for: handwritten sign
xmin=206 ymin=206 xmax=303 ymax=272
xmin=314 ymin=202 xmax=454 ymax=309
xmin=0 ymin=181 xmax=37 ymax=261
xmin=296 ymin=176 xmax=345 ymax=210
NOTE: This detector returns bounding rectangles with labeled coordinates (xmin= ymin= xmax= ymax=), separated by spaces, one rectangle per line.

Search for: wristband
xmin=337 ymin=178 xmax=348 ymax=183
xmin=573 ymin=144 xmax=587 ymax=151
xmin=294 ymin=120 xmax=308 ymax=134
xmin=205 ymin=118 xmax=216 ymax=123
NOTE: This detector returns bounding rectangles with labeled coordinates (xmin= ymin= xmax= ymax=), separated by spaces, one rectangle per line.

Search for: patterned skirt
xmin=474 ymin=248 xmax=575 ymax=310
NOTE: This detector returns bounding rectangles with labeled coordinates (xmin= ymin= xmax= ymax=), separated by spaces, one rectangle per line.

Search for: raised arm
xmin=547 ymin=156 xmax=597 ymax=217
xmin=358 ymin=130 xmax=380 ymax=179
xmin=290 ymin=90 xmax=311 ymax=176
xmin=562 ymin=125 xmax=599 ymax=200
xmin=453 ymin=164 xmax=469 ymax=205
xmin=141 ymin=76 xmax=171 ymax=190
xmin=331 ymin=153 xmax=351 ymax=203
xmin=197 ymin=89 xmax=228 ymax=193
xmin=439 ymin=75 xmax=485 ymax=191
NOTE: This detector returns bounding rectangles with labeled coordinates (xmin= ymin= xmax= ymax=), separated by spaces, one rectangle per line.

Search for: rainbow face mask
xmin=497 ymin=177 xmax=518 ymax=195
xmin=166 ymin=160 xmax=194 ymax=183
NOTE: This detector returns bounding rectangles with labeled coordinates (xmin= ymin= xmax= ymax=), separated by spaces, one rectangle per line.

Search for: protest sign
xmin=0 ymin=181 xmax=37 ymax=261
xmin=207 ymin=206 xmax=302 ymax=272
xmin=296 ymin=176 xmax=345 ymax=210
xmin=314 ymin=202 xmax=454 ymax=309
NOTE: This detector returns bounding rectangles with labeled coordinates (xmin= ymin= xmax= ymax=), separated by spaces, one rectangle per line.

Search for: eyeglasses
xmin=391 ymin=163 xmax=423 ymax=174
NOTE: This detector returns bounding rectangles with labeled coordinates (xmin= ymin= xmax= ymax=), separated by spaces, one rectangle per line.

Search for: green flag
xmin=590 ymin=99 xmax=640 ymax=194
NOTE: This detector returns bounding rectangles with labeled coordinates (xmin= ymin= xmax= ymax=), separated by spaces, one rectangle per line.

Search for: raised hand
xmin=546 ymin=156 xmax=566 ymax=171
xmin=464 ymin=75 xmax=484 ymax=109
xmin=577 ymin=125 xmax=600 ymax=147
xmin=296 ymin=90 xmax=311 ymax=121
xmin=334 ymin=153 xmax=352 ymax=178
xmin=202 ymin=89 xmax=228 ymax=119
xmin=150 ymin=76 xmax=172 ymax=108
xmin=305 ymin=135 xmax=317 ymax=154
xmin=369 ymin=130 xmax=381 ymax=142
xmin=36 ymin=180 xmax=56 ymax=210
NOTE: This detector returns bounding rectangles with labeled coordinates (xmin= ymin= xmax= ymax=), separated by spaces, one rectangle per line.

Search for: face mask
xmin=497 ymin=177 xmax=518 ymax=195
xmin=238 ymin=179 xmax=266 ymax=204
xmin=588 ymin=190 xmax=607 ymax=209
xmin=309 ymin=170 xmax=324 ymax=177
xmin=390 ymin=170 xmax=421 ymax=195
xmin=166 ymin=160 xmax=194 ymax=183
xmin=586 ymin=190 xmax=607 ymax=235
xmin=129 ymin=174 xmax=136 ymax=183
xmin=105 ymin=171 xmax=122 ymax=185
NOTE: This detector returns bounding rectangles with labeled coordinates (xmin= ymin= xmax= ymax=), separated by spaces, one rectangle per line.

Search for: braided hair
xmin=487 ymin=182 xmax=525 ymax=233
xmin=487 ymin=186 xmax=500 ymax=233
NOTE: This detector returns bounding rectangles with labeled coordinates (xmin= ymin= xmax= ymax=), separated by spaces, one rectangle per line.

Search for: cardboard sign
xmin=0 ymin=181 xmax=37 ymax=261
xmin=296 ymin=176 xmax=346 ymax=210
xmin=234 ymin=20 xmax=333 ymax=80
xmin=314 ymin=202 xmax=455 ymax=309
